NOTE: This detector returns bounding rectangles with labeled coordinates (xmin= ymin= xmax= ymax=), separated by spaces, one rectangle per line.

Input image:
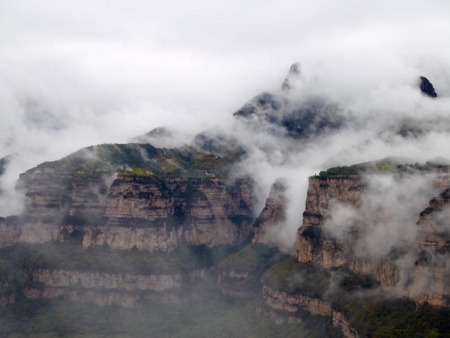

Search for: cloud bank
xmin=1 ymin=0 xmax=450 ymax=244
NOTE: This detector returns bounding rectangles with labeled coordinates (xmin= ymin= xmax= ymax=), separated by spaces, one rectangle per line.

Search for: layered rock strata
xmin=262 ymin=285 xmax=359 ymax=338
xmin=13 ymin=173 xmax=254 ymax=252
xmin=217 ymin=270 xmax=254 ymax=298
xmin=23 ymin=268 xmax=207 ymax=308
xmin=297 ymin=176 xmax=366 ymax=269
xmin=252 ymin=179 xmax=287 ymax=246
xmin=297 ymin=175 xmax=450 ymax=307
xmin=413 ymin=187 xmax=450 ymax=306
xmin=0 ymin=274 xmax=15 ymax=308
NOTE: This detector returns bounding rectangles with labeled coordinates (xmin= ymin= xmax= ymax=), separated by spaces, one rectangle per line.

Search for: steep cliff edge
xmin=252 ymin=179 xmax=287 ymax=246
xmin=217 ymin=244 xmax=286 ymax=298
xmin=296 ymin=169 xmax=450 ymax=307
xmin=0 ymin=273 xmax=15 ymax=308
xmin=297 ymin=176 xmax=369 ymax=270
xmin=261 ymin=285 xmax=359 ymax=338
xmin=414 ymin=187 xmax=450 ymax=306
xmin=0 ymin=240 xmax=224 ymax=309
xmin=23 ymin=268 xmax=187 ymax=308
xmin=9 ymin=143 xmax=254 ymax=252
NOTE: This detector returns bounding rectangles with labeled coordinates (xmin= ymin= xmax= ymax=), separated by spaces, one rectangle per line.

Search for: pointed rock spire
xmin=419 ymin=76 xmax=437 ymax=98
xmin=281 ymin=62 xmax=301 ymax=92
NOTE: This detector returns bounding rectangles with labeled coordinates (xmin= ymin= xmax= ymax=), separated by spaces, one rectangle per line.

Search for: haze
xmin=1 ymin=0 xmax=450 ymax=231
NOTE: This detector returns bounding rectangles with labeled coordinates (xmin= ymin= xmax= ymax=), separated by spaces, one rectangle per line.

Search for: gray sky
xmin=1 ymin=0 xmax=450 ymax=220
xmin=1 ymin=1 xmax=449 ymax=151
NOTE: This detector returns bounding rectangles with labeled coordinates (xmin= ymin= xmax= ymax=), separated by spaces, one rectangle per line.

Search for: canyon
xmin=3 ymin=144 xmax=254 ymax=252
xmin=296 ymin=172 xmax=450 ymax=307
xmin=0 ymin=73 xmax=449 ymax=336
xmin=1 ymin=144 xmax=449 ymax=337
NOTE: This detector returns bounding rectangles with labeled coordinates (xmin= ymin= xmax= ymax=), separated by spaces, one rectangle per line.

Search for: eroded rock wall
xmin=296 ymin=175 xmax=450 ymax=307
xmin=22 ymin=268 xmax=206 ymax=308
xmin=262 ymin=285 xmax=359 ymax=338
xmin=252 ymin=179 xmax=287 ymax=247
xmin=13 ymin=173 xmax=254 ymax=252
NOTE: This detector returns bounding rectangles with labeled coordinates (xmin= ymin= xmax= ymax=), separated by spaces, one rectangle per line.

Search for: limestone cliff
xmin=217 ymin=270 xmax=254 ymax=298
xmin=23 ymin=268 xmax=193 ymax=308
xmin=216 ymin=244 xmax=286 ymax=298
xmin=17 ymin=173 xmax=253 ymax=251
xmin=296 ymin=174 xmax=450 ymax=307
xmin=297 ymin=176 xmax=367 ymax=269
xmin=0 ymin=216 xmax=20 ymax=247
xmin=261 ymin=285 xmax=359 ymax=338
xmin=10 ymin=144 xmax=255 ymax=252
xmin=252 ymin=179 xmax=287 ymax=246
xmin=0 ymin=274 xmax=15 ymax=308
xmin=413 ymin=187 xmax=450 ymax=306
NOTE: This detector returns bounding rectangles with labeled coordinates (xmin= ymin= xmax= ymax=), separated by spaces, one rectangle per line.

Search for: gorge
xmin=0 ymin=68 xmax=449 ymax=337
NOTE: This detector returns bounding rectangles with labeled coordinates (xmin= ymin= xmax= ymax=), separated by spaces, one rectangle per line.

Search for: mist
xmin=2 ymin=2 xmax=450 ymax=337
xmin=1 ymin=0 xmax=450 ymax=246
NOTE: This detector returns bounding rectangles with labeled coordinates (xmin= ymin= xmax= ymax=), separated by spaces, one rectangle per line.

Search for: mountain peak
xmin=419 ymin=76 xmax=437 ymax=98
xmin=281 ymin=62 xmax=301 ymax=92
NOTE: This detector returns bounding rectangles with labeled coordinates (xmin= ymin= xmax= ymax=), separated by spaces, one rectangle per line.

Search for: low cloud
xmin=324 ymin=173 xmax=439 ymax=259
xmin=1 ymin=1 xmax=450 ymax=252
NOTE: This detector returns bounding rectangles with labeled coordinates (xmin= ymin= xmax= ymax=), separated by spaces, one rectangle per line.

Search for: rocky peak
xmin=252 ymin=179 xmax=287 ymax=246
xmin=281 ymin=62 xmax=301 ymax=92
xmin=296 ymin=166 xmax=450 ymax=307
xmin=419 ymin=76 xmax=437 ymax=98
xmin=0 ymin=155 xmax=10 ymax=177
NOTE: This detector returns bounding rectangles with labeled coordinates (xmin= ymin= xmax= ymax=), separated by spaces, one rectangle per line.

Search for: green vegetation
xmin=0 ymin=241 xmax=248 ymax=276
xmin=118 ymin=168 xmax=154 ymax=177
xmin=192 ymin=132 xmax=247 ymax=163
xmin=346 ymin=299 xmax=450 ymax=338
xmin=177 ymin=244 xmax=245 ymax=269
xmin=0 ymin=258 xmax=15 ymax=276
xmin=219 ymin=244 xmax=286 ymax=275
xmin=318 ymin=163 xmax=399 ymax=178
xmin=318 ymin=158 xmax=450 ymax=178
xmin=29 ymin=144 xmax=238 ymax=179
xmin=263 ymin=257 xmax=450 ymax=337
xmin=263 ymin=258 xmax=331 ymax=298
xmin=217 ymin=244 xmax=288 ymax=296
xmin=0 ymin=286 xmax=319 ymax=338
xmin=0 ymin=242 xmax=322 ymax=337
xmin=0 ymin=243 xmax=175 ymax=276
xmin=1 ymin=242 xmax=448 ymax=337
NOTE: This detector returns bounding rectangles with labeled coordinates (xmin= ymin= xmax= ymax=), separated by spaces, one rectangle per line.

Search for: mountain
xmin=419 ymin=76 xmax=438 ymax=98
xmin=0 ymin=66 xmax=449 ymax=337
xmin=9 ymin=143 xmax=254 ymax=251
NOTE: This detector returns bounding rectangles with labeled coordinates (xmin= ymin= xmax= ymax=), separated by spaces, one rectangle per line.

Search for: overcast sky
xmin=1 ymin=0 xmax=450 ymax=158
xmin=1 ymin=0 xmax=450 ymax=230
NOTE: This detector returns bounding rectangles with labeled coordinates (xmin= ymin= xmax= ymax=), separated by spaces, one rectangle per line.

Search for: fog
xmin=1 ymin=0 xmax=450 ymax=247
xmin=324 ymin=174 xmax=439 ymax=258
xmin=1 ymin=3 xmax=450 ymax=337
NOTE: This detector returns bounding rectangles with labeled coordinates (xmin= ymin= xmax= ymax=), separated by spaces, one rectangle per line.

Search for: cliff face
xmin=0 ymin=217 xmax=21 ymax=247
xmin=0 ymin=274 xmax=15 ymax=308
xmin=261 ymin=285 xmax=359 ymax=338
xmin=413 ymin=187 xmax=450 ymax=306
xmin=416 ymin=188 xmax=450 ymax=252
xmin=14 ymin=172 xmax=254 ymax=252
xmin=217 ymin=270 xmax=254 ymax=298
xmin=297 ymin=175 xmax=450 ymax=306
xmin=23 ymin=268 xmax=191 ymax=308
xmin=297 ymin=176 xmax=366 ymax=269
xmin=252 ymin=179 xmax=287 ymax=247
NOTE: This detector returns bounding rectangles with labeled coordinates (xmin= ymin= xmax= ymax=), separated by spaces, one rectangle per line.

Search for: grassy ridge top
xmin=26 ymin=144 xmax=235 ymax=178
xmin=0 ymin=241 xmax=244 ymax=275
xmin=318 ymin=157 xmax=450 ymax=178
xmin=262 ymin=258 xmax=450 ymax=337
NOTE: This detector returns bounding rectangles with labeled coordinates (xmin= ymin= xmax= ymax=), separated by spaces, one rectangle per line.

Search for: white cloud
xmin=0 ymin=0 xmax=450 ymax=232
